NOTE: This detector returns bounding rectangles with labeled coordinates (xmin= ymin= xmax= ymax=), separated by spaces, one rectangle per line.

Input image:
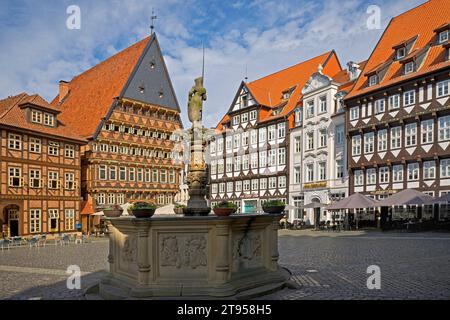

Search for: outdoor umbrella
xmin=376 ymin=189 xmax=435 ymax=207
xmin=120 ymin=203 xmax=133 ymax=216
xmin=326 ymin=193 xmax=378 ymax=210
xmin=302 ymin=202 xmax=329 ymax=209
xmin=425 ymin=193 xmax=450 ymax=205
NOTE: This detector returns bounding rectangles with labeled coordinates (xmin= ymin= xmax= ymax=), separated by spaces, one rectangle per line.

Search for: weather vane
xmin=150 ymin=8 xmax=157 ymax=34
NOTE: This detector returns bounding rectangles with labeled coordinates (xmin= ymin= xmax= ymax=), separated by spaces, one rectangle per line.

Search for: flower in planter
xmin=129 ymin=202 xmax=157 ymax=211
xmin=214 ymin=201 xmax=237 ymax=209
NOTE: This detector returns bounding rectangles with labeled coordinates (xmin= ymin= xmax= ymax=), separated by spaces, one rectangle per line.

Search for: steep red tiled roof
xmin=20 ymin=94 xmax=61 ymax=113
xmin=347 ymin=0 xmax=450 ymax=99
xmin=51 ymin=36 xmax=152 ymax=138
xmin=217 ymin=51 xmax=342 ymax=129
xmin=0 ymin=93 xmax=86 ymax=143
xmin=80 ymin=196 xmax=95 ymax=215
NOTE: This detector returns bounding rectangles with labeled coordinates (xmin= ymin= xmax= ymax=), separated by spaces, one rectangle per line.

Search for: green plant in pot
xmin=103 ymin=204 xmax=123 ymax=218
xmin=213 ymin=201 xmax=237 ymax=217
xmin=129 ymin=202 xmax=157 ymax=218
xmin=262 ymin=200 xmax=286 ymax=214
xmin=173 ymin=203 xmax=186 ymax=215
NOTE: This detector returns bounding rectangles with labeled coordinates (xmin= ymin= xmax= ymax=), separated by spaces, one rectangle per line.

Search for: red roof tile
xmin=80 ymin=196 xmax=95 ymax=215
xmin=52 ymin=36 xmax=152 ymax=138
xmin=0 ymin=93 xmax=86 ymax=143
xmin=347 ymin=0 xmax=450 ymax=99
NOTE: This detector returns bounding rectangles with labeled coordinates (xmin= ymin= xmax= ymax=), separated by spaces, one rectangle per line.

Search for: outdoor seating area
xmin=0 ymin=232 xmax=93 ymax=251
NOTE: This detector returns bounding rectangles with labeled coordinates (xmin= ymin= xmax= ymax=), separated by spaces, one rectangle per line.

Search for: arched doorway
xmin=3 ymin=205 xmax=20 ymax=237
xmin=311 ymin=198 xmax=323 ymax=228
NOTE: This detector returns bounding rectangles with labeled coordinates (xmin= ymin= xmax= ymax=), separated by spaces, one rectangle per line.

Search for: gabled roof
xmin=217 ymin=50 xmax=342 ymax=129
xmin=347 ymin=0 xmax=450 ymax=100
xmin=0 ymin=93 xmax=86 ymax=143
xmin=52 ymin=34 xmax=180 ymax=139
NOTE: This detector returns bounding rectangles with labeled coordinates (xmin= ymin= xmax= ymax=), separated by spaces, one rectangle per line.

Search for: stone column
xmin=136 ymin=224 xmax=151 ymax=285
xmin=215 ymin=223 xmax=230 ymax=283
xmin=106 ymin=221 xmax=115 ymax=273
xmin=269 ymin=219 xmax=280 ymax=272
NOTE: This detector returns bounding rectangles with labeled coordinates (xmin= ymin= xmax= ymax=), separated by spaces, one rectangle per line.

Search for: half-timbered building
xmin=209 ymin=51 xmax=342 ymax=213
xmin=345 ymin=0 xmax=450 ymax=222
xmin=52 ymin=34 xmax=184 ymax=212
xmin=0 ymin=93 xmax=86 ymax=236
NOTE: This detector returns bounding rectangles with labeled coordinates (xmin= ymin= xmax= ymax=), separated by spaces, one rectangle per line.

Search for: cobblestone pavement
xmin=1 ymin=231 xmax=450 ymax=300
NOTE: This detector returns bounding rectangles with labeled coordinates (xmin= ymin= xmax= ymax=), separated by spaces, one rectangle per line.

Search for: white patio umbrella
xmin=120 ymin=203 xmax=133 ymax=216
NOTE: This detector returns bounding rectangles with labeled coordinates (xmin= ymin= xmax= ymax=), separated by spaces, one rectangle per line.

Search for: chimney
xmin=347 ymin=61 xmax=361 ymax=81
xmin=59 ymin=80 xmax=70 ymax=103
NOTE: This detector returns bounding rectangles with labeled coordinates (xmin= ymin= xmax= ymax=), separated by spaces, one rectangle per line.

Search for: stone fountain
xmin=86 ymin=77 xmax=290 ymax=300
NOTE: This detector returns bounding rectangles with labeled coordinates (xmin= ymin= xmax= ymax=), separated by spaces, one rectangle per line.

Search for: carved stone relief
xmin=122 ymin=236 xmax=137 ymax=264
xmin=160 ymin=235 xmax=207 ymax=269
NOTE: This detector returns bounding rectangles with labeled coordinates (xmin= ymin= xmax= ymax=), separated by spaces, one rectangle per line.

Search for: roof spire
xmin=150 ymin=8 xmax=158 ymax=35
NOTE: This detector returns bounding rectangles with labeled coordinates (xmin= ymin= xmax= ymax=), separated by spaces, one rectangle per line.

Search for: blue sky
xmin=0 ymin=0 xmax=425 ymax=128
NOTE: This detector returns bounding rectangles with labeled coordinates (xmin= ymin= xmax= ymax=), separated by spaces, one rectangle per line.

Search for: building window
xmin=319 ymin=129 xmax=327 ymax=148
xmin=424 ymin=161 xmax=436 ymax=180
xmin=250 ymin=153 xmax=258 ymax=169
xmin=109 ymin=166 xmax=117 ymax=181
xmin=278 ymin=123 xmax=286 ymax=139
xmin=65 ymin=144 xmax=75 ymax=158
xmin=250 ymin=130 xmax=257 ymax=145
xmin=29 ymin=138 xmax=41 ymax=153
xmin=364 ymin=132 xmax=374 ymax=154
xmin=119 ymin=167 xmax=126 ymax=181
xmin=391 ymin=127 xmax=402 ymax=149
xmin=8 ymin=133 xmax=22 ymax=150
xmin=306 ymin=100 xmax=314 ymax=118
xmin=48 ymin=171 xmax=59 ymax=189
xmin=379 ymin=167 xmax=389 ymax=184
xmin=393 ymin=165 xmax=404 ymax=182
xmin=117 ymin=194 xmax=125 ymax=205
xmin=278 ymin=148 xmax=286 ymax=165
xmin=108 ymin=193 xmax=115 ymax=205
xmin=137 ymin=168 xmax=143 ymax=182
xmin=218 ymin=159 xmax=224 ymax=173
xmin=65 ymin=209 xmax=75 ymax=231
xmin=319 ymin=96 xmax=327 ymax=113
xmin=422 ymin=120 xmax=434 ymax=144
xmin=242 ymin=132 xmax=249 ymax=146
xmin=354 ymin=170 xmax=364 ymax=186
xmin=294 ymin=166 xmax=301 ymax=183
xmin=232 ymin=115 xmax=240 ymax=126
xmin=97 ymin=193 xmax=105 ymax=205
xmin=437 ymin=80 xmax=450 ymax=98
xmin=352 ymin=135 xmax=361 ymax=156
xmin=407 ymin=163 xmax=420 ymax=181
xmin=268 ymin=125 xmax=276 ymax=141
xmin=369 ymin=75 xmax=378 ymax=86
xmin=169 ymin=170 xmax=175 ymax=184
xmin=250 ymin=110 xmax=257 ymax=121
xmin=233 ymin=134 xmax=241 ymax=149
xmin=145 ymin=169 xmax=151 ymax=182
xmin=378 ymin=130 xmax=388 ymax=151
xmin=251 ymin=179 xmax=258 ymax=191
xmin=306 ymin=164 xmax=314 ymax=182
xmin=8 ymin=167 xmax=21 ymax=187
xmin=241 ymin=113 xmax=248 ymax=123
xmin=210 ymin=141 xmax=216 ymax=154
xmin=268 ymin=177 xmax=277 ymax=189
xmin=235 ymin=181 xmax=242 ymax=192
xmin=294 ymin=136 xmax=302 ymax=153
xmin=99 ymin=165 xmax=107 ymax=180
xmin=259 ymin=152 xmax=266 ymax=168
xmin=44 ymin=113 xmax=55 ymax=127
xmin=335 ymin=126 xmax=344 ymax=145
xmin=129 ymin=168 xmax=136 ymax=181
xmin=318 ymin=162 xmax=326 ymax=181
xmin=405 ymin=123 xmax=417 ymax=147
xmin=389 ymin=94 xmax=400 ymax=110
xmin=48 ymin=142 xmax=59 ymax=156
xmin=259 ymin=128 xmax=266 ymax=143
xmin=336 ymin=160 xmax=344 ymax=179
xmin=441 ymin=159 xmax=450 ymax=178
xmin=403 ymin=90 xmax=415 ymax=106
xmin=294 ymin=109 xmax=302 ymax=124
xmin=350 ymin=107 xmax=359 ymax=120
xmin=366 ymin=169 xmax=376 ymax=185
xmin=397 ymin=47 xmax=406 ymax=60
xmin=227 ymin=182 xmax=234 ymax=192
xmin=226 ymin=158 xmax=233 ymax=173
xmin=31 ymin=110 xmax=43 ymax=124
xmin=268 ymin=150 xmax=277 ymax=167
xmin=278 ymin=176 xmax=286 ymax=188
xmin=29 ymin=209 xmax=41 ymax=234
xmin=244 ymin=180 xmax=251 ymax=191
xmin=217 ymin=138 xmax=223 ymax=153
xmin=225 ymin=136 xmax=232 ymax=151
xmin=153 ymin=169 xmax=159 ymax=182
xmin=234 ymin=156 xmax=241 ymax=171
xmin=374 ymin=99 xmax=385 ymax=114
xmin=439 ymin=30 xmax=449 ymax=44
xmin=404 ymin=62 xmax=415 ymax=74
xmin=439 ymin=116 xmax=450 ymax=141
xmin=160 ymin=170 xmax=167 ymax=183
xmin=65 ymin=172 xmax=75 ymax=190
xmin=29 ymin=169 xmax=42 ymax=188
xmin=259 ymin=178 xmax=267 ymax=190
xmin=212 ymin=184 xmax=218 ymax=194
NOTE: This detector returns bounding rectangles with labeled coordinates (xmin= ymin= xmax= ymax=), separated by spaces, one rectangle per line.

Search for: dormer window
xmin=439 ymin=30 xmax=449 ymax=44
xmin=397 ymin=47 xmax=406 ymax=60
xmin=139 ymin=85 xmax=145 ymax=94
xmin=405 ymin=61 xmax=415 ymax=74
xmin=31 ymin=110 xmax=42 ymax=124
xmin=282 ymin=92 xmax=291 ymax=100
xmin=44 ymin=113 xmax=55 ymax=127
xmin=369 ymin=75 xmax=378 ymax=87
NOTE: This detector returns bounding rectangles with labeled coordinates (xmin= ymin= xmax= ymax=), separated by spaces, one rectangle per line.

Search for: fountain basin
xmin=91 ymin=214 xmax=289 ymax=299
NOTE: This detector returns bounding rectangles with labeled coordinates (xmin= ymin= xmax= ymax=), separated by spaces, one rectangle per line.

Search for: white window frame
xmin=403 ymin=90 xmax=415 ymax=106
xmin=441 ymin=159 xmax=450 ymax=178
xmin=65 ymin=144 xmax=75 ymax=158
xmin=8 ymin=133 xmax=22 ymax=150
xmin=421 ymin=120 xmax=434 ymax=144
xmin=424 ymin=161 xmax=436 ymax=180
xmin=374 ymin=99 xmax=385 ymax=114
xmin=352 ymin=135 xmax=361 ymax=156
xmin=29 ymin=137 xmax=41 ymax=153
xmin=379 ymin=167 xmax=390 ymax=184
xmin=405 ymin=123 xmax=417 ymax=147
xmin=407 ymin=163 xmax=420 ymax=181
xmin=48 ymin=141 xmax=60 ymax=156
xmin=437 ymin=80 xmax=450 ymax=98
xmin=350 ymin=107 xmax=359 ymax=120
xmin=393 ymin=165 xmax=404 ymax=183
xmin=439 ymin=116 xmax=450 ymax=141
xmin=378 ymin=130 xmax=388 ymax=151
xmin=364 ymin=132 xmax=374 ymax=154
xmin=389 ymin=94 xmax=400 ymax=110
xmin=391 ymin=127 xmax=402 ymax=149
xmin=8 ymin=167 xmax=22 ymax=187
xmin=29 ymin=209 xmax=41 ymax=234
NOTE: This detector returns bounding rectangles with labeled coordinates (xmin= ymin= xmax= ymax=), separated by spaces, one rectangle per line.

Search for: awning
xmin=327 ymin=193 xmax=378 ymax=210
xmin=376 ymin=189 xmax=435 ymax=207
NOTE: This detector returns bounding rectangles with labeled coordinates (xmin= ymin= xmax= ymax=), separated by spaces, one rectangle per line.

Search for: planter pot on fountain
xmin=213 ymin=201 xmax=237 ymax=217
xmin=103 ymin=205 xmax=124 ymax=218
xmin=262 ymin=201 xmax=286 ymax=215
xmin=129 ymin=202 xmax=156 ymax=219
